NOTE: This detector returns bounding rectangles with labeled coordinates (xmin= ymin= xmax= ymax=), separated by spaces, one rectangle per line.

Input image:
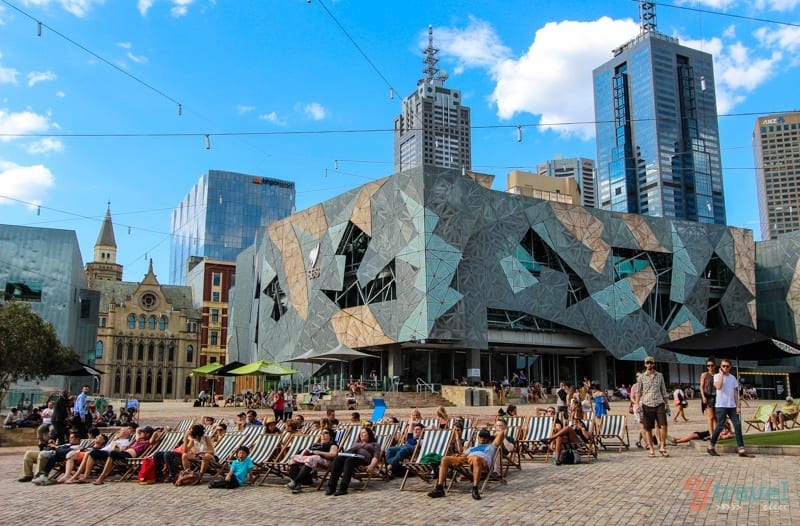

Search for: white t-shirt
xmin=714 ymin=372 xmax=739 ymax=408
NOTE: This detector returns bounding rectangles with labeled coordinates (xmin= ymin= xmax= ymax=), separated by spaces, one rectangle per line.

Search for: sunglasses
xmin=645 ymin=361 xmax=654 ymax=365
xmin=706 ymin=364 xmax=715 ymax=367
xmin=720 ymin=365 xmax=731 ymax=369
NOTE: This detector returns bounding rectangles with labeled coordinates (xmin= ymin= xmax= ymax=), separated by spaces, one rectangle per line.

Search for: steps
xmin=322 ymin=390 xmax=453 ymax=412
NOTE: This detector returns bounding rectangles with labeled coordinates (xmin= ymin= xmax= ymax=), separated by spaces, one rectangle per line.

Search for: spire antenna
xmin=639 ymin=1 xmax=657 ymax=34
xmin=422 ymin=25 xmax=441 ymax=83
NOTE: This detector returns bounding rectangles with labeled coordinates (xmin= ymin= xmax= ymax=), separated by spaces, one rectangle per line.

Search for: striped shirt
xmin=636 ymin=371 xmax=668 ymax=408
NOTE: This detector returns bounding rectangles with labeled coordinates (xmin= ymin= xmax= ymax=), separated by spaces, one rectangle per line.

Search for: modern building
xmin=753 ymin=112 xmax=800 ymax=240
xmin=394 ymin=26 xmax=471 ymax=172
xmin=534 ymin=157 xmax=596 ymax=208
xmin=185 ymin=257 xmax=236 ymax=396
xmin=507 ymin=169 xmax=582 ymax=205
xmin=229 ymin=166 xmax=756 ymax=390
xmin=593 ymin=4 xmax=725 ymax=224
xmin=0 ymin=224 xmax=99 ymax=396
xmin=169 ymin=169 xmax=296 ymax=285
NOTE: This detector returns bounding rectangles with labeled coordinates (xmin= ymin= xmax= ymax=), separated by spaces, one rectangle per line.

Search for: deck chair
xmin=349 ymin=432 xmax=394 ymax=490
xmin=193 ymin=432 xmax=246 ymax=479
xmin=371 ymin=398 xmax=387 ymax=422
xmin=518 ymin=416 xmax=554 ymax=462
xmin=744 ymin=403 xmax=776 ymax=433
xmin=373 ymin=422 xmax=403 ymax=446
xmin=173 ymin=418 xmax=194 ymax=433
xmin=446 ymin=434 xmax=506 ymax=496
xmin=399 ymin=429 xmax=453 ymax=491
xmin=500 ymin=425 xmax=523 ymax=473
xmin=418 ymin=418 xmax=438 ymax=429
xmin=258 ymin=433 xmax=316 ymax=485
xmin=212 ymin=433 xmax=283 ymax=485
xmin=503 ymin=416 xmax=525 ymax=428
xmin=783 ymin=402 xmax=800 ymax=429
xmin=595 ymin=414 xmax=629 ymax=451
xmin=316 ymin=426 xmax=361 ymax=490
xmin=120 ymin=431 xmax=183 ymax=481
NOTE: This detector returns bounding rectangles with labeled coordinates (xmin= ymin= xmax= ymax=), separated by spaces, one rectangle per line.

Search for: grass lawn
xmin=720 ymin=429 xmax=800 ymax=446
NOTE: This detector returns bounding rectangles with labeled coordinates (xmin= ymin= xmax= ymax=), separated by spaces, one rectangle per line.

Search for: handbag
xmin=138 ymin=457 xmax=157 ymax=485
xmin=603 ymin=396 xmax=610 ymax=411
xmin=174 ymin=470 xmax=202 ymax=486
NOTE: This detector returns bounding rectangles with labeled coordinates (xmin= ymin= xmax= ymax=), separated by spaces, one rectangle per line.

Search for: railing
xmin=416 ymin=378 xmax=440 ymax=395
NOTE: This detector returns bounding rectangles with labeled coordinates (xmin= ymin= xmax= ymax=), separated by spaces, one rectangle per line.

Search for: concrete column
xmin=591 ymin=350 xmax=608 ymax=389
xmin=386 ymin=343 xmax=403 ymax=384
xmin=467 ymin=348 xmax=481 ymax=385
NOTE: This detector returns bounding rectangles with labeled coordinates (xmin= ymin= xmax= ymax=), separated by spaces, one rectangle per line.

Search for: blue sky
xmin=1 ymin=0 xmax=799 ymax=283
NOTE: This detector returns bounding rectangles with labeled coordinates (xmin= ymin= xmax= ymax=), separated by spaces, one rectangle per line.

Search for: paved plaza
xmin=1 ymin=400 xmax=796 ymax=526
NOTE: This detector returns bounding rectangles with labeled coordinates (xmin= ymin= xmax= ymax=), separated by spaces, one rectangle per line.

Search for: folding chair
xmin=518 ymin=416 xmax=554 ymax=462
xmin=399 ymin=429 xmax=453 ymax=491
xmin=744 ymin=403 xmax=776 ymax=433
xmin=595 ymin=414 xmax=630 ymax=451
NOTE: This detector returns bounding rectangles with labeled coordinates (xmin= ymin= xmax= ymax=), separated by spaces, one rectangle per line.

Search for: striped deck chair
xmin=195 ymin=432 xmax=246 ymax=479
xmin=316 ymin=426 xmax=361 ymax=490
xmin=446 ymin=433 xmax=506 ymax=496
xmin=173 ymin=418 xmax=194 ymax=433
xmin=418 ymin=418 xmax=438 ymax=429
xmin=595 ymin=414 xmax=629 ymax=451
xmin=332 ymin=427 xmax=350 ymax=447
xmin=120 ymin=431 xmax=183 ymax=481
xmin=503 ymin=416 xmax=525 ymax=428
xmin=349 ymin=432 xmax=394 ymax=490
xmin=215 ymin=433 xmax=283 ymax=485
xmin=258 ymin=433 xmax=316 ymax=485
xmin=450 ymin=417 xmax=472 ymax=429
xmin=399 ymin=429 xmax=453 ymax=491
xmin=500 ymin=425 xmax=523 ymax=473
xmin=373 ymin=422 xmax=403 ymax=446
xmin=518 ymin=416 xmax=554 ymax=462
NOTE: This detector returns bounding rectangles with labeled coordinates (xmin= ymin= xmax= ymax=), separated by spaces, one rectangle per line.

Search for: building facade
xmin=185 ymin=257 xmax=236 ymax=395
xmin=507 ymin=169 xmax=582 ymax=205
xmin=535 ymin=157 xmax=596 ymax=208
xmin=753 ymin=112 xmax=800 ymax=240
xmin=229 ymin=166 xmax=755 ymax=389
xmin=394 ymin=26 xmax=471 ymax=172
xmin=84 ymin=206 xmax=123 ymax=282
xmin=593 ymin=26 xmax=725 ymax=224
xmin=169 ymin=169 xmax=296 ymax=285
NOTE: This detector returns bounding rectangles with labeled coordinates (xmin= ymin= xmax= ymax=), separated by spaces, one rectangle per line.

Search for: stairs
xmin=322 ymin=390 xmax=453 ymax=411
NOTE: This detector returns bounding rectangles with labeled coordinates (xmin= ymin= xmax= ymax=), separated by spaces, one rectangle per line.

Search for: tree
xmin=0 ymin=301 xmax=78 ymax=408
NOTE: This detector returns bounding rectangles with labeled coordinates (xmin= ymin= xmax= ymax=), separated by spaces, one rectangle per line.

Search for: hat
xmin=787 ymin=396 xmax=794 ymax=402
xmin=478 ymin=429 xmax=492 ymax=439
xmin=644 ymin=356 xmax=655 ymax=363
xmin=140 ymin=425 xmax=154 ymax=434
xmin=264 ymin=416 xmax=276 ymax=424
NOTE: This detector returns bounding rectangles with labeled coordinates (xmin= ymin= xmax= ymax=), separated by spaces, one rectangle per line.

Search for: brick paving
xmin=1 ymin=400 xmax=796 ymax=526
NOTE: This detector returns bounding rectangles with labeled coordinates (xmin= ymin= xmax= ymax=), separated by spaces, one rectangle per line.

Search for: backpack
xmin=174 ymin=470 xmax=202 ymax=486
xmin=557 ymin=449 xmax=581 ymax=465
xmin=557 ymin=389 xmax=567 ymax=403
xmin=138 ymin=456 xmax=157 ymax=485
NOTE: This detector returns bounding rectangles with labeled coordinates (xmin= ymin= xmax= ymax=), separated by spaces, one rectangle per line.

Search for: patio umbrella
xmin=215 ymin=361 xmax=246 ymax=376
xmin=286 ymin=348 xmax=346 ymax=365
xmin=659 ymin=323 xmax=800 ymax=362
xmin=191 ymin=362 xmax=224 ymax=376
xmin=227 ymin=360 xmax=298 ymax=376
xmin=313 ymin=343 xmax=374 ymax=362
xmin=54 ymin=361 xmax=103 ymax=376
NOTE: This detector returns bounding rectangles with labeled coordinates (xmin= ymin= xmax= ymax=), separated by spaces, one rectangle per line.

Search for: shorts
xmin=701 ymin=396 xmax=715 ymax=413
xmin=641 ymin=403 xmax=667 ymax=431
xmin=696 ymin=431 xmax=710 ymax=441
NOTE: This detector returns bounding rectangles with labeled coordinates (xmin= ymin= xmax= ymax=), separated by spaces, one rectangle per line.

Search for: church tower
xmin=85 ymin=205 xmax=123 ymax=281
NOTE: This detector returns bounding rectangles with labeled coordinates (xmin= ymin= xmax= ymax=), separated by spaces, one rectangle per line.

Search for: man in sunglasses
xmin=634 ymin=356 xmax=669 ymax=457
xmin=707 ymin=358 xmax=747 ymax=457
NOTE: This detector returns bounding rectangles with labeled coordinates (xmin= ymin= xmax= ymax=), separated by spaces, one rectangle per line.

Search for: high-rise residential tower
xmin=394 ymin=26 xmax=471 ymax=172
xmin=536 ymin=156 xmax=597 ymax=208
xmin=170 ymin=170 xmax=295 ymax=285
xmin=593 ymin=3 xmax=725 ymax=224
xmin=753 ymin=112 xmax=800 ymax=240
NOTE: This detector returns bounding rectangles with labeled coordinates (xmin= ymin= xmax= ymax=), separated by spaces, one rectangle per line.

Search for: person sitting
xmin=428 ymin=426 xmax=506 ymax=500
xmin=209 ymin=445 xmax=255 ymax=489
xmin=30 ymin=431 xmax=84 ymax=485
xmin=123 ymin=394 xmax=139 ymax=422
xmin=87 ymin=404 xmax=104 ymax=427
xmin=345 ymin=392 xmax=358 ymax=411
xmin=209 ymin=422 xmax=228 ymax=445
xmin=18 ymin=407 xmax=43 ymax=428
xmin=433 ymin=406 xmax=449 ymax=430
xmin=233 ymin=412 xmax=248 ymax=432
xmin=4 ymin=407 xmax=22 ymax=428
xmin=770 ymin=397 xmax=798 ymax=430
xmin=245 ymin=410 xmax=261 ymax=426
xmin=100 ymin=404 xmax=117 ymax=426
xmin=285 ymin=427 xmax=339 ymax=493
xmin=181 ymin=424 xmax=215 ymax=475
xmin=355 ymin=379 xmax=365 ymax=395
xmin=384 ymin=422 xmax=423 ymax=479
xmin=59 ymin=430 xmax=105 ymax=483
xmin=262 ymin=416 xmax=280 ymax=435
xmin=325 ymin=427 xmax=381 ymax=496
xmin=548 ymin=419 xmax=592 ymax=465
xmin=90 ymin=425 xmax=154 ymax=484
xmin=350 ymin=412 xmax=361 ymax=423
xmin=69 ymin=423 xmax=136 ymax=483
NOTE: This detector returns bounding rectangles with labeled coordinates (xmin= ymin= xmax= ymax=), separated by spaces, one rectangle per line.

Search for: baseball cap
xmin=478 ymin=429 xmax=492 ymax=439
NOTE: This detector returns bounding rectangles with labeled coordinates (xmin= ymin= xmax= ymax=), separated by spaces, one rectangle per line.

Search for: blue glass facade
xmin=170 ymin=170 xmax=295 ymax=284
xmin=593 ymin=32 xmax=725 ymax=225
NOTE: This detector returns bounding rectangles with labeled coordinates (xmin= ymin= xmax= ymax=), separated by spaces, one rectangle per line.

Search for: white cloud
xmin=117 ymin=42 xmax=132 ymax=50
xmin=127 ymin=52 xmax=148 ymax=64
xmin=259 ymin=111 xmax=286 ymax=125
xmin=0 ymin=160 xmax=55 ymax=207
xmin=0 ymin=108 xmax=51 ymax=140
xmin=753 ymin=0 xmax=800 ymax=11
xmin=302 ymin=102 xmax=328 ymax=121
xmin=26 ymin=137 xmax=64 ymax=154
xmin=21 ymin=0 xmax=105 ymax=18
xmin=56 ymin=91 xmax=65 ymax=98
xmin=236 ymin=105 xmax=254 ymax=115
xmin=27 ymin=71 xmax=56 ymax=87
xmin=170 ymin=0 xmax=195 ymax=17
xmin=137 ymin=0 xmax=154 ymax=16
xmin=444 ymin=17 xmax=640 ymax=140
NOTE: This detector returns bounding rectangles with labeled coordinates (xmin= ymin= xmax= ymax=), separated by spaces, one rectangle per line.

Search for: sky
xmin=2 ymin=0 xmax=800 ymax=284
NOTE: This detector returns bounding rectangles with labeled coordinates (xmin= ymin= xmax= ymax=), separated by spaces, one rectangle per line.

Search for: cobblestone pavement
xmin=1 ymin=400 xmax=795 ymax=526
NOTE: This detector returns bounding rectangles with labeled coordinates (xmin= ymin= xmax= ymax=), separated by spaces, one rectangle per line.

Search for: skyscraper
xmin=394 ymin=26 xmax=471 ymax=172
xmin=593 ymin=3 xmax=725 ymax=224
xmin=536 ymin=156 xmax=597 ymax=207
xmin=754 ymin=112 xmax=800 ymax=240
xmin=170 ymin=170 xmax=295 ymax=285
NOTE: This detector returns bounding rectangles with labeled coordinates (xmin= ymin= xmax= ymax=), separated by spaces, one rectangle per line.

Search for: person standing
xmin=707 ymin=358 xmax=747 ymax=457
xmin=634 ymin=356 xmax=669 ymax=458
xmin=700 ymin=358 xmax=718 ymax=437
xmin=72 ymin=385 xmax=89 ymax=437
xmin=50 ymin=390 xmax=70 ymax=445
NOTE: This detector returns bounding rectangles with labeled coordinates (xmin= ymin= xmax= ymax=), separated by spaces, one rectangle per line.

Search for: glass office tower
xmin=170 ymin=170 xmax=295 ymax=285
xmin=593 ymin=30 xmax=725 ymax=224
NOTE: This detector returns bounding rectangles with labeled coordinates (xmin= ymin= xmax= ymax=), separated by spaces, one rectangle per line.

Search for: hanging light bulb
xmin=334 ymin=160 xmax=339 ymax=170
xmin=128 ymin=226 xmax=132 ymax=235
xmin=37 ymin=205 xmax=41 ymax=216
xmin=516 ymin=125 xmax=522 ymax=142
xmin=204 ymin=134 xmax=211 ymax=149
xmin=178 ymin=104 xmax=182 ymax=116
xmin=37 ymin=21 xmax=42 ymax=36
xmin=389 ymin=88 xmax=394 ymax=99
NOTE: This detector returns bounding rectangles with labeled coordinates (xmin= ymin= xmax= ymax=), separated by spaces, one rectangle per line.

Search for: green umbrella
xmin=191 ymin=362 xmax=224 ymax=376
xmin=227 ymin=360 xmax=298 ymax=376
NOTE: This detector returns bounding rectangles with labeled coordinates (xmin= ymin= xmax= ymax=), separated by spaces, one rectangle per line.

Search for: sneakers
xmin=37 ymin=478 xmax=57 ymax=486
xmin=428 ymin=486 xmax=446 ymax=498
xmin=31 ymin=474 xmax=48 ymax=484
xmin=18 ymin=476 xmax=33 ymax=483
xmin=738 ymin=448 xmax=748 ymax=457
xmin=707 ymin=447 xmax=719 ymax=456
xmin=325 ymin=487 xmax=335 ymax=496
xmin=334 ymin=488 xmax=348 ymax=496
xmin=285 ymin=480 xmax=297 ymax=490
xmin=472 ymin=487 xmax=481 ymax=500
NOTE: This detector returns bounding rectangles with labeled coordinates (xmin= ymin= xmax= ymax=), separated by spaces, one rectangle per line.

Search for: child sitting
xmin=209 ymin=445 xmax=254 ymax=489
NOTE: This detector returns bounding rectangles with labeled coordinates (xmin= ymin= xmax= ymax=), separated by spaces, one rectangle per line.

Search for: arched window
xmin=166 ymin=371 xmax=173 ymax=395
xmin=138 ymin=315 xmax=146 ymax=329
xmin=184 ymin=375 xmax=192 ymax=396
xmin=127 ymin=342 xmax=134 ymax=360
xmin=149 ymin=316 xmax=156 ymax=330
xmin=158 ymin=343 xmax=165 ymax=362
xmin=125 ymin=369 xmax=132 ymax=393
xmin=156 ymin=370 xmax=163 ymax=394
xmin=135 ymin=370 xmax=143 ymax=394
xmin=146 ymin=369 xmax=153 ymax=394
xmin=159 ymin=316 xmax=168 ymax=330
xmin=116 ymin=342 xmax=123 ymax=361
xmin=95 ymin=341 xmax=103 ymax=359
xmin=147 ymin=343 xmax=155 ymax=362
xmin=186 ymin=345 xmax=194 ymax=363
xmin=137 ymin=343 xmax=144 ymax=361
xmin=168 ymin=343 xmax=175 ymax=362
xmin=114 ymin=369 xmax=121 ymax=394
xmin=128 ymin=314 xmax=136 ymax=329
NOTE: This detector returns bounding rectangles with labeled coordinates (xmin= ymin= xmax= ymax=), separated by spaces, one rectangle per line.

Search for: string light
xmin=205 ymin=135 xmax=211 ymax=150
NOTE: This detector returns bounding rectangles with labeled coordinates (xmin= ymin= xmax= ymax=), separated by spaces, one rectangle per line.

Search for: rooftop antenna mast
xmin=639 ymin=1 xmax=657 ymax=34
xmin=422 ymin=25 xmax=442 ymax=83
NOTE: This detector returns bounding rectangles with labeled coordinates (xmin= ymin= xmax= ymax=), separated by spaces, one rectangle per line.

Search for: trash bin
xmin=465 ymin=388 xmax=474 ymax=406
xmin=473 ymin=389 xmax=488 ymax=407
